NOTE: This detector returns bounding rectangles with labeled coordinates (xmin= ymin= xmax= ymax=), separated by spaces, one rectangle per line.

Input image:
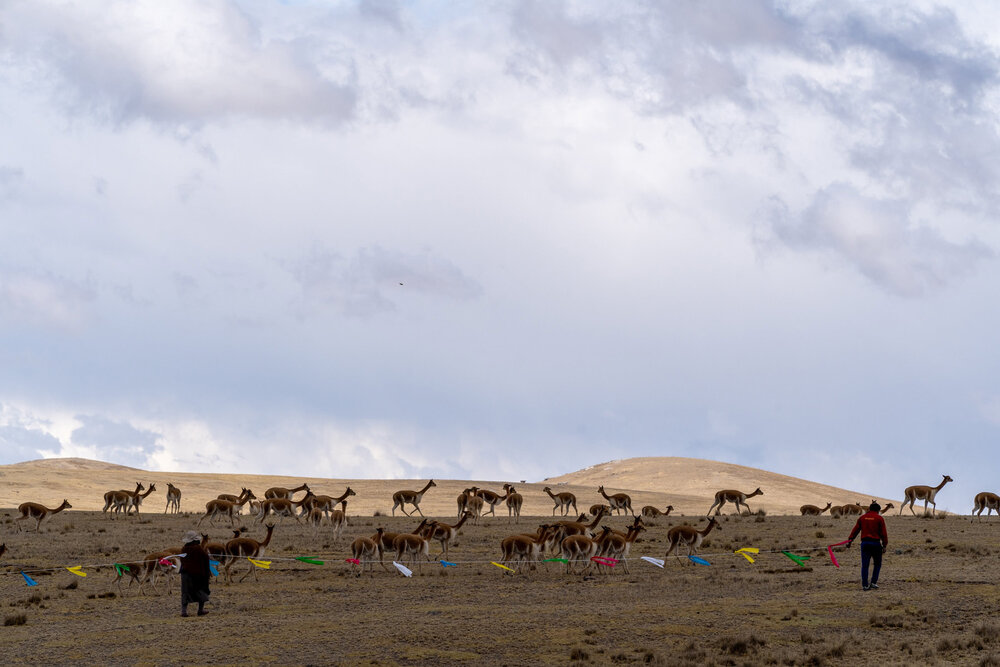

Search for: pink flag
xmin=590 ymin=556 xmax=618 ymax=567
xmin=827 ymin=540 xmax=850 ymax=568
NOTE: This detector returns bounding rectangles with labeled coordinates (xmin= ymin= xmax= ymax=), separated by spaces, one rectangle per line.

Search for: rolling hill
xmin=0 ymin=456 xmax=895 ymax=516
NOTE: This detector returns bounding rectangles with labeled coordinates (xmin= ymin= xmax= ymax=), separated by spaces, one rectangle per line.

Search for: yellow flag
xmin=735 ymin=547 xmax=759 ymax=564
xmin=66 ymin=566 xmax=87 ymax=577
xmin=491 ymin=561 xmax=515 ymax=573
xmin=248 ymin=558 xmax=271 ymax=569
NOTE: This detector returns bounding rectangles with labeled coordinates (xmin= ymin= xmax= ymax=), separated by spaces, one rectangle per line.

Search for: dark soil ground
xmin=0 ymin=508 xmax=998 ymax=666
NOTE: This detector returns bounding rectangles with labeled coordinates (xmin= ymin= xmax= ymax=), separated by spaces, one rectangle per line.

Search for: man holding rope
xmin=846 ymin=502 xmax=888 ymax=591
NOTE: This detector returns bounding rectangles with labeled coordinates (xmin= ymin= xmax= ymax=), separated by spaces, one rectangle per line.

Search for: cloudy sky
xmin=2 ymin=0 xmax=999 ymax=510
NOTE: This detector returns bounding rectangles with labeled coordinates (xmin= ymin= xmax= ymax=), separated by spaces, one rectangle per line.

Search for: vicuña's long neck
xmin=587 ymin=513 xmax=603 ymax=529
xmin=418 ymin=481 xmax=433 ymax=495
xmin=935 ymin=478 xmax=950 ymax=492
xmin=454 ymin=514 xmax=470 ymax=530
xmin=260 ymin=526 xmax=274 ymax=548
xmin=701 ymin=521 xmax=716 ymax=537
xmin=599 ymin=488 xmax=611 ymax=501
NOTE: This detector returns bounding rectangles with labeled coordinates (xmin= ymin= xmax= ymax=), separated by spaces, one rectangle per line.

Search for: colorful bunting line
xmin=2 ymin=539 xmax=876 ymax=586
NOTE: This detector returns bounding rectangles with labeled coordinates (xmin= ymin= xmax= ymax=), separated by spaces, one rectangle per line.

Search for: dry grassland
xmin=1 ymin=506 xmax=998 ymax=666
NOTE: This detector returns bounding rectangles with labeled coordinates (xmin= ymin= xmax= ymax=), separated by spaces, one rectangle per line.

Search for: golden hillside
xmin=544 ymin=456 xmax=895 ymax=514
xmin=0 ymin=456 xmax=894 ymax=516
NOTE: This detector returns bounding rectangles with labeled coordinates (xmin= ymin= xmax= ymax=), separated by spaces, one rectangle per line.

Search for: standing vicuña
xmin=504 ymin=484 xmax=523 ymax=524
xmin=665 ymin=517 xmax=721 ymax=564
xmin=350 ymin=528 xmax=384 ymax=576
xmin=499 ymin=525 xmax=556 ymax=574
xmin=224 ymin=524 xmax=275 ymax=584
xmin=299 ymin=487 xmax=355 ymax=519
xmin=102 ymin=482 xmax=143 ymax=518
xmin=900 ymin=475 xmax=953 ymax=516
xmin=199 ymin=489 xmax=255 ymax=527
xmin=123 ymin=483 xmax=157 ymax=516
xmin=264 ymin=483 xmax=310 ymax=500
xmin=706 ymin=487 xmax=763 ymax=516
xmin=598 ymin=486 xmax=635 ymax=516
xmin=393 ymin=533 xmax=431 ymax=572
xmin=543 ymin=486 xmax=577 ymax=516
xmin=972 ymin=492 xmax=1000 ymax=522
xmin=598 ymin=523 xmax=646 ymax=574
xmin=421 ymin=512 xmax=473 ymax=559
xmin=164 ymin=483 xmax=182 ymax=514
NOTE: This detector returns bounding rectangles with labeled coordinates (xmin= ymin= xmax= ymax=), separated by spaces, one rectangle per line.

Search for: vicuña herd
xmin=8 ymin=472 xmax=990 ymax=589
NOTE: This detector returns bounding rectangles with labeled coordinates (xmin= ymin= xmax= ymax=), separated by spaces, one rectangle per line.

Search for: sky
xmin=1 ymin=0 xmax=999 ymax=511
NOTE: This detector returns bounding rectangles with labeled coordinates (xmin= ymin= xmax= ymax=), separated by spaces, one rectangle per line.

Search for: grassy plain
xmin=1 ymin=507 xmax=998 ymax=666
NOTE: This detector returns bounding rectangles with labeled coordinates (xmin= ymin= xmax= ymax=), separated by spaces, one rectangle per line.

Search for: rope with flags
xmin=0 ymin=540 xmax=857 ymax=585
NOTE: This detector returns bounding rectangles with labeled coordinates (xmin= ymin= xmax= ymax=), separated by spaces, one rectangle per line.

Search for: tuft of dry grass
xmin=719 ymin=633 xmax=766 ymax=655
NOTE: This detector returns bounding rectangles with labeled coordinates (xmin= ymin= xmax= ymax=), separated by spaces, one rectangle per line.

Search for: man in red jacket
xmin=846 ymin=501 xmax=889 ymax=590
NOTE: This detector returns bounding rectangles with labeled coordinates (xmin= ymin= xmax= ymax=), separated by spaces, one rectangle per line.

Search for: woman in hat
xmin=180 ymin=530 xmax=211 ymax=617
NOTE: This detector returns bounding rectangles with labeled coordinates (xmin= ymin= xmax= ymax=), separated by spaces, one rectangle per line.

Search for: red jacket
xmin=849 ymin=511 xmax=888 ymax=547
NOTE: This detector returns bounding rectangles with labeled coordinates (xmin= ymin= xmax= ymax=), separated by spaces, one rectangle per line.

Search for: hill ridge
xmin=0 ymin=456 xmax=894 ymax=515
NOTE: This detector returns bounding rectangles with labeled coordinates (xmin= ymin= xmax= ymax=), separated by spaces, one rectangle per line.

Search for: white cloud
xmin=2 ymin=0 xmax=356 ymax=126
xmin=0 ymin=270 xmax=97 ymax=330
xmin=765 ymin=184 xmax=993 ymax=295
xmin=282 ymin=244 xmax=482 ymax=318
